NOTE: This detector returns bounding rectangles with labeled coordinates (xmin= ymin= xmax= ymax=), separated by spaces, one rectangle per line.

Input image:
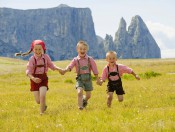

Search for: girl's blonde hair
xmin=106 ymin=51 xmax=117 ymax=59
xmin=76 ymin=40 xmax=89 ymax=50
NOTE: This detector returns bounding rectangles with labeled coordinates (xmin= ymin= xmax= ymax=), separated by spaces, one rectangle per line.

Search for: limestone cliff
xmin=114 ymin=16 xmax=161 ymax=58
xmin=0 ymin=5 xmax=105 ymax=60
xmin=0 ymin=6 xmax=160 ymax=60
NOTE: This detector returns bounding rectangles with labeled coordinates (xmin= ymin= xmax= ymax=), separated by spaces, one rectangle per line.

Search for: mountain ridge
xmin=0 ymin=6 xmax=160 ymax=60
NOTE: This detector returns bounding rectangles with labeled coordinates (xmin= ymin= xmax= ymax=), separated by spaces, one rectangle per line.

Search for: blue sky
xmin=1 ymin=0 xmax=175 ymax=58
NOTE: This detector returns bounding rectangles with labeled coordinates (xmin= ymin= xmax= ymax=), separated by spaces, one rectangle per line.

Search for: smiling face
xmin=106 ymin=51 xmax=117 ymax=65
xmin=33 ymin=44 xmax=44 ymax=57
xmin=76 ymin=42 xmax=88 ymax=58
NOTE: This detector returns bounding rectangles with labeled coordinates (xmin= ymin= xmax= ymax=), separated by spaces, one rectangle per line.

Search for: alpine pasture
xmin=0 ymin=57 xmax=174 ymax=132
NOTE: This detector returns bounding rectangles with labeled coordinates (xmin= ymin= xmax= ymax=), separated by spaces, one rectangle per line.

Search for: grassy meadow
xmin=0 ymin=57 xmax=175 ymax=132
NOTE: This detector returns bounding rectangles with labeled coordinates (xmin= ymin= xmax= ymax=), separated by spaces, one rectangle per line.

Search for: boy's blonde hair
xmin=76 ymin=40 xmax=89 ymax=50
xmin=106 ymin=51 xmax=117 ymax=59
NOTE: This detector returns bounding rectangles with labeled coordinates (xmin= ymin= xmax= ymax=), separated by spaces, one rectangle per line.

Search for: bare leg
xmin=85 ymin=91 xmax=91 ymax=101
xmin=39 ymin=86 xmax=47 ymax=114
xmin=33 ymin=91 xmax=40 ymax=104
xmin=117 ymin=95 xmax=124 ymax=102
xmin=82 ymin=91 xmax=91 ymax=108
xmin=77 ymin=87 xmax=83 ymax=109
xmin=107 ymin=92 xmax=113 ymax=107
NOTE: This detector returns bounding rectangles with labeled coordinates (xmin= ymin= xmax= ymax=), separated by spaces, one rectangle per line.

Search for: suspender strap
xmin=43 ymin=58 xmax=45 ymax=73
xmin=116 ymin=64 xmax=121 ymax=79
xmin=116 ymin=64 xmax=118 ymax=72
xmin=107 ymin=64 xmax=121 ymax=79
xmin=77 ymin=58 xmax=81 ymax=76
xmin=107 ymin=66 xmax=110 ymax=79
xmin=77 ymin=57 xmax=91 ymax=76
xmin=33 ymin=57 xmax=37 ymax=74
xmin=33 ymin=56 xmax=46 ymax=74
xmin=88 ymin=57 xmax=91 ymax=73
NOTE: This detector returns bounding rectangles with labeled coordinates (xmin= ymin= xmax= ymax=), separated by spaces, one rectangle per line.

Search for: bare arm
xmin=62 ymin=67 xmax=71 ymax=75
xmin=55 ymin=67 xmax=64 ymax=75
xmin=131 ymin=71 xmax=140 ymax=80
xmin=94 ymin=74 xmax=101 ymax=85
xmin=62 ymin=58 xmax=76 ymax=75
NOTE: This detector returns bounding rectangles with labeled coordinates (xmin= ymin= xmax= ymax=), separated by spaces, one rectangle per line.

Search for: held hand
xmin=32 ymin=77 xmax=42 ymax=83
xmin=62 ymin=69 xmax=67 ymax=75
xmin=59 ymin=69 xmax=65 ymax=75
xmin=96 ymin=78 xmax=102 ymax=86
xmin=96 ymin=81 xmax=102 ymax=86
xmin=61 ymin=68 xmax=70 ymax=75
xmin=99 ymin=80 xmax=103 ymax=86
xmin=135 ymin=75 xmax=140 ymax=80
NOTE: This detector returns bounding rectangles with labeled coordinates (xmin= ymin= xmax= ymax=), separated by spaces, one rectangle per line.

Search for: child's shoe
xmin=78 ymin=107 xmax=84 ymax=110
xmin=83 ymin=96 xmax=88 ymax=107
xmin=44 ymin=105 xmax=47 ymax=111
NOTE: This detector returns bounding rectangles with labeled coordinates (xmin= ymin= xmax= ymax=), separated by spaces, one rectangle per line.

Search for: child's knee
xmin=86 ymin=94 xmax=91 ymax=100
xmin=118 ymin=99 xmax=123 ymax=102
xmin=40 ymin=96 xmax=46 ymax=103
xmin=36 ymin=100 xmax=40 ymax=104
xmin=108 ymin=95 xmax=113 ymax=100
xmin=35 ymin=97 xmax=40 ymax=104
xmin=86 ymin=96 xmax=91 ymax=100
xmin=117 ymin=95 xmax=123 ymax=102
xmin=77 ymin=91 xmax=83 ymax=97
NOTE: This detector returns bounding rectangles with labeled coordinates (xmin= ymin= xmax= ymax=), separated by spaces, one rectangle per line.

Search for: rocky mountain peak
xmin=128 ymin=15 xmax=149 ymax=37
xmin=114 ymin=17 xmax=128 ymax=44
xmin=118 ymin=17 xmax=127 ymax=30
xmin=57 ymin=4 xmax=70 ymax=8
xmin=114 ymin=15 xmax=161 ymax=58
xmin=104 ymin=34 xmax=115 ymax=51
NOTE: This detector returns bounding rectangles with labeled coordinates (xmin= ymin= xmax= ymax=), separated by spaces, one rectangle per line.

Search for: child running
xmin=15 ymin=40 xmax=64 ymax=115
xmin=98 ymin=51 xmax=140 ymax=107
xmin=63 ymin=40 xmax=100 ymax=110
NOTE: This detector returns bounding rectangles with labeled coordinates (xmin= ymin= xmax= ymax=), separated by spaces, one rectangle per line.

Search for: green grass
xmin=0 ymin=57 xmax=175 ymax=132
xmin=140 ymin=71 xmax=161 ymax=79
xmin=64 ymin=79 xmax=74 ymax=84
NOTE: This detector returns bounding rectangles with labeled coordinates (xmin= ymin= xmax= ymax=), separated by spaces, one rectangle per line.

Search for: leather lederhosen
xmin=75 ymin=57 xmax=93 ymax=91
xmin=107 ymin=64 xmax=125 ymax=94
xmin=107 ymin=64 xmax=122 ymax=86
xmin=76 ymin=57 xmax=91 ymax=82
xmin=30 ymin=56 xmax=48 ymax=91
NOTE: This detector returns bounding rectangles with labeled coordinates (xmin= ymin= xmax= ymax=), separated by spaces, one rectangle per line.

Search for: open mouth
xmin=80 ymin=52 xmax=85 ymax=55
xmin=35 ymin=53 xmax=41 ymax=56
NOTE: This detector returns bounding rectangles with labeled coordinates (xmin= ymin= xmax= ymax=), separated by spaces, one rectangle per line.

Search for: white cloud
xmin=161 ymin=49 xmax=175 ymax=58
xmin=146 ymin=21 xmax=175 ymax=39
xmin=146 ymin=21 xmax=175 ymax=58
